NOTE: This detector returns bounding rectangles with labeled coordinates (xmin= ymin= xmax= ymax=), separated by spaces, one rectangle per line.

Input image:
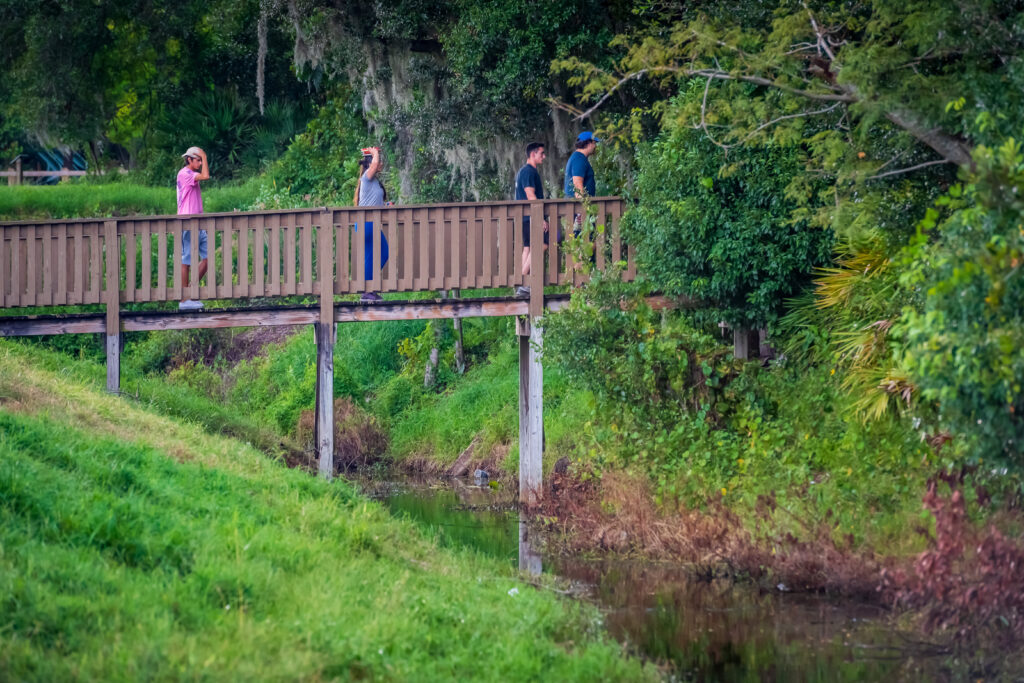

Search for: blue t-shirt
xmin=515 ymin=164 xmax=544 ymax=200
xmin=563 ymin=151 xmax=595 ymax=198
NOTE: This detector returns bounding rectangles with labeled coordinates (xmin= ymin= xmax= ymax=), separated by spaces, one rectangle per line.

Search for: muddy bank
xmin=531 ymin=469 xmax=1024 ymax=656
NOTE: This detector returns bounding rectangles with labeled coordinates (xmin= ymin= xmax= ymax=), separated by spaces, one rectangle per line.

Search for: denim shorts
xmin=182 ymin=229 xmax=208 ymax=266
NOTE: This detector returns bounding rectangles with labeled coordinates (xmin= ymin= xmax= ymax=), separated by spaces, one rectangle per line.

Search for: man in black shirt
xmin=514 ymin=141 xmax=550 ymax=297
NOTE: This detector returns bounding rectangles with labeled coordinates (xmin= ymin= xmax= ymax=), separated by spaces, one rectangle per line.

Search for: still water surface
xmin=357 ymin=475 xmax=964 ymax=681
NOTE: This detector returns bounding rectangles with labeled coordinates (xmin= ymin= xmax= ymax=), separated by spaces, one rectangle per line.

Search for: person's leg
xmin=196 ymin=258 xmax=208 ymax=283
xmin=521 ymin=246 xmax=531 ymax=276
xmin=360 ymin=221 xmax=384 ymax=301
xmin=363 ymin=221 xmax=374 ymax=282
xmin=181 ymin=229 xmax=192 ymax=301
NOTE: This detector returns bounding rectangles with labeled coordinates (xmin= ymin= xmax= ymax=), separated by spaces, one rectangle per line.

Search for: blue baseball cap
xmin=576 ymin=131 xmax=600 ymax=143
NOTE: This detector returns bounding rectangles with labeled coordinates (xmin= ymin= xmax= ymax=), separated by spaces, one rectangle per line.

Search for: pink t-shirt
xmin=176 ymin=166 xmax=203 ymax=215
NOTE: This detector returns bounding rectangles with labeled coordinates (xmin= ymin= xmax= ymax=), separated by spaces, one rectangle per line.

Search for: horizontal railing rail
xmin=0 ymin=198 xmax=633 ymax=316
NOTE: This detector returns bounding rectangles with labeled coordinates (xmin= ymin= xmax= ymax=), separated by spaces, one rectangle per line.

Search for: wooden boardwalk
xmin=0 ymin=198 xmax=634 ymax=503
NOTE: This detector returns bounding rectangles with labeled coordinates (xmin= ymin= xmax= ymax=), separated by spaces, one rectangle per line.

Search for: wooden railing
xmin=0 ymin=198 xmax=633 ymax=317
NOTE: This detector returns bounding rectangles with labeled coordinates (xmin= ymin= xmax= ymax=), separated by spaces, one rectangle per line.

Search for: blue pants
xmin=355 ymin=221 xmax=389 ymax=281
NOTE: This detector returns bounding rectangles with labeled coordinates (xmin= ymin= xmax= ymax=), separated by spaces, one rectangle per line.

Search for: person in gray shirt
xmin=353 ymin=146 xmax=390 ymax=301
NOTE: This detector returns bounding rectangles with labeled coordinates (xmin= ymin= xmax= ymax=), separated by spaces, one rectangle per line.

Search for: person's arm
xmin=364 ymin=147 xmax=381 ymax=180
xmin=196 ymin=148 xmax=210 ymax=182
xmin=353 ymin=176 xmax=360 ymax=207
xmin=573 ymin=175 xmax=585 ymax=198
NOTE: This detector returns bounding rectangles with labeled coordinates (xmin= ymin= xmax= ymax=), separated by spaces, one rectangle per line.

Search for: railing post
xmin=8 ymin=157 xmax=22 ymax=186
xmin=315 ymin=209 xmax=335 ymax=480
xmin=104 ymin=220 xmax=120 ymax=393
xmin=528 ymin=200 xmax=543 ymax=317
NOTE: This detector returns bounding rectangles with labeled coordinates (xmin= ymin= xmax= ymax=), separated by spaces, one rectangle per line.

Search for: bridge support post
xmin=733 ymin=327 xmax=758 ymax=360
xmin=314 ymin=323 xmax=334 ymax=480
xmin=315 ymin=209 xmax=336 ymax=480
xmin=517 ymin=316 xmax=543 ymax=506
xmin=104 ymin=220 xmax=120 ymax=393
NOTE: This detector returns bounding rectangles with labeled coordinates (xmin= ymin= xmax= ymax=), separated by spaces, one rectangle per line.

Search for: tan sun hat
xmin=181 ymin=146 xmax=203 ymax=159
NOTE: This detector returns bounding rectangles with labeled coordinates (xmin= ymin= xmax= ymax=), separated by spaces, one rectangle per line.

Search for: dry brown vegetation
xmin=295 ymin=397 xmax=389 ymax=471
xmin=538 ymin=471 xmax=889 ymax=600
xmin=536 ymin=468 xmax=1024 ymax=646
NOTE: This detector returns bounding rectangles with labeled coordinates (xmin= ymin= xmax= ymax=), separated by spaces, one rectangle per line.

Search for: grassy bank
xmin=27 ymin=310 xmax=943 ymax=555
xmin=0 ymin=180 xmax=268 ymax=220
xmin=0 ymin=340 xmax=650 ymax=681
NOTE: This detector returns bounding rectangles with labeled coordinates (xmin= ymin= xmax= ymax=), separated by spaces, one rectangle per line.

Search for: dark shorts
xmin=522 ymin=216 xmax=562 ymax=248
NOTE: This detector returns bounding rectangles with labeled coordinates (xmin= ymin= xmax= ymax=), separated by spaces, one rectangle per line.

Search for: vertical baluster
xmin=39 ymin=224 xmax=53 ymax=306
xmin=335 ymin=211 xmax=350 ymax=295
xmin=156 ymin=220 xmax=167 ymax=301
xmin=89 ymin=223 xmax=102 ymax=304
xmin=300 ymin=212 xmax=313 ymax=294
xmin=140 ymin=219 xmax=152 ymax=301
xmin=0 ymin=228 xmax=7 ymax=307
xmin=428 ymin=207 xmax=442 ymax=291
xmin=24 ymin=225 xmax=35 ymax=306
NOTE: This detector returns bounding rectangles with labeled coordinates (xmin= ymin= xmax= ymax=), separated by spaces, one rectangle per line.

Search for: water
xmin=355 ymin=475 xmax=970 ymax=681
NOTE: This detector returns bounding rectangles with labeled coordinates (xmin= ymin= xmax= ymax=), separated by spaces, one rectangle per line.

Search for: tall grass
xmin=0 ymin=342 xmax=650 ymax=681
xmin=0 ymin=180 xmax=266 ymax=221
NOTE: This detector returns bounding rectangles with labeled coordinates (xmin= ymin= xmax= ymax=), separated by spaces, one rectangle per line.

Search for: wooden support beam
xmin=315 ymin=322 xmax=334 ymax=480
xmin=104 ymin=220 xmax=120 ymax=393
xmin=518 ymin=316 xmax=543 ymax=506
xmin=315 ymin=210 xmax=336 ymax=480
xmin=0 ymin=294 xmax=681 ymax=338
xmin=0 ymin=315 xmax=105 ymax=336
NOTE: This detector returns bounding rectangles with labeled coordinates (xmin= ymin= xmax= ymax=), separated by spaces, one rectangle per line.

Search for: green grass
xmin=0 ymin=341 xmax=650 ymax=681
xmin=0 ymin=180 xmax=266 ymax=221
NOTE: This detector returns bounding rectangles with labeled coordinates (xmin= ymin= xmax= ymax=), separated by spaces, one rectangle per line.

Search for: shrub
xmin=623 ymin=90 xmax=833 ymax=329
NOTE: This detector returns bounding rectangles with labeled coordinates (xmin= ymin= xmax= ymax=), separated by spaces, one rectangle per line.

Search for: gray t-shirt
xmin=358 ymin=171 xmax=385 ymax=207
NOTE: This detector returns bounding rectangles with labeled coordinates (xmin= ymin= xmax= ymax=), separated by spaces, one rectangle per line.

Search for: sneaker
xmin=360 ymin=292 xmax=384 ymax=302
xmin=178 ymin=299 xmax=204 ymax=311
xmin=515 ymin=286 xmax=531 ymax=298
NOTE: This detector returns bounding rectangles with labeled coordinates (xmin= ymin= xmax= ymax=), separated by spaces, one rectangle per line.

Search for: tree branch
xmin=689 ymin=70 xmax=856 ymax=103
xmin=738 ymin=102 xmax=842 ymax=144
xmin=884 ymin=110 xmax=974 ymax=168
xmin=867 ymin=158 xmax=952 ymax=180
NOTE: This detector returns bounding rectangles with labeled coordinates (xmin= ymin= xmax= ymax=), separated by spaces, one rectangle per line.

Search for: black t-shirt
xmin=515 ymin=164 xmax=544 ymax=201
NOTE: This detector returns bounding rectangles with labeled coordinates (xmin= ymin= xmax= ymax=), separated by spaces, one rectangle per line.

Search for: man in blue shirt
xmin=515 ymin=141 xmax=549 ymax=297
xmin=563 ymin=131 xmax=599 ymax=200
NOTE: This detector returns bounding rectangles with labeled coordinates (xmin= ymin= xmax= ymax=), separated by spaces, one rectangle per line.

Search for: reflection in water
xmin=518 ymin=518 xmax=542 ymax=576
xmin=357 ymin=475 xmax=960 ymax=681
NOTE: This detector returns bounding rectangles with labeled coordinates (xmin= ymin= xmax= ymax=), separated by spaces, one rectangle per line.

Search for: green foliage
xmin=152 ymin=88 xmax=309 ymax=181
xmin=0 ymin=0 xmax=306 ymax=170
xmin=624 ymin=90 xmax=834 ymax=328
xmin=544 ymin=273 xmax=735 ymax=432
xmin=267 ymin=88 xmax=368 ymax=203
xmin=898 ymin=138 xmax=1024 ymax=470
